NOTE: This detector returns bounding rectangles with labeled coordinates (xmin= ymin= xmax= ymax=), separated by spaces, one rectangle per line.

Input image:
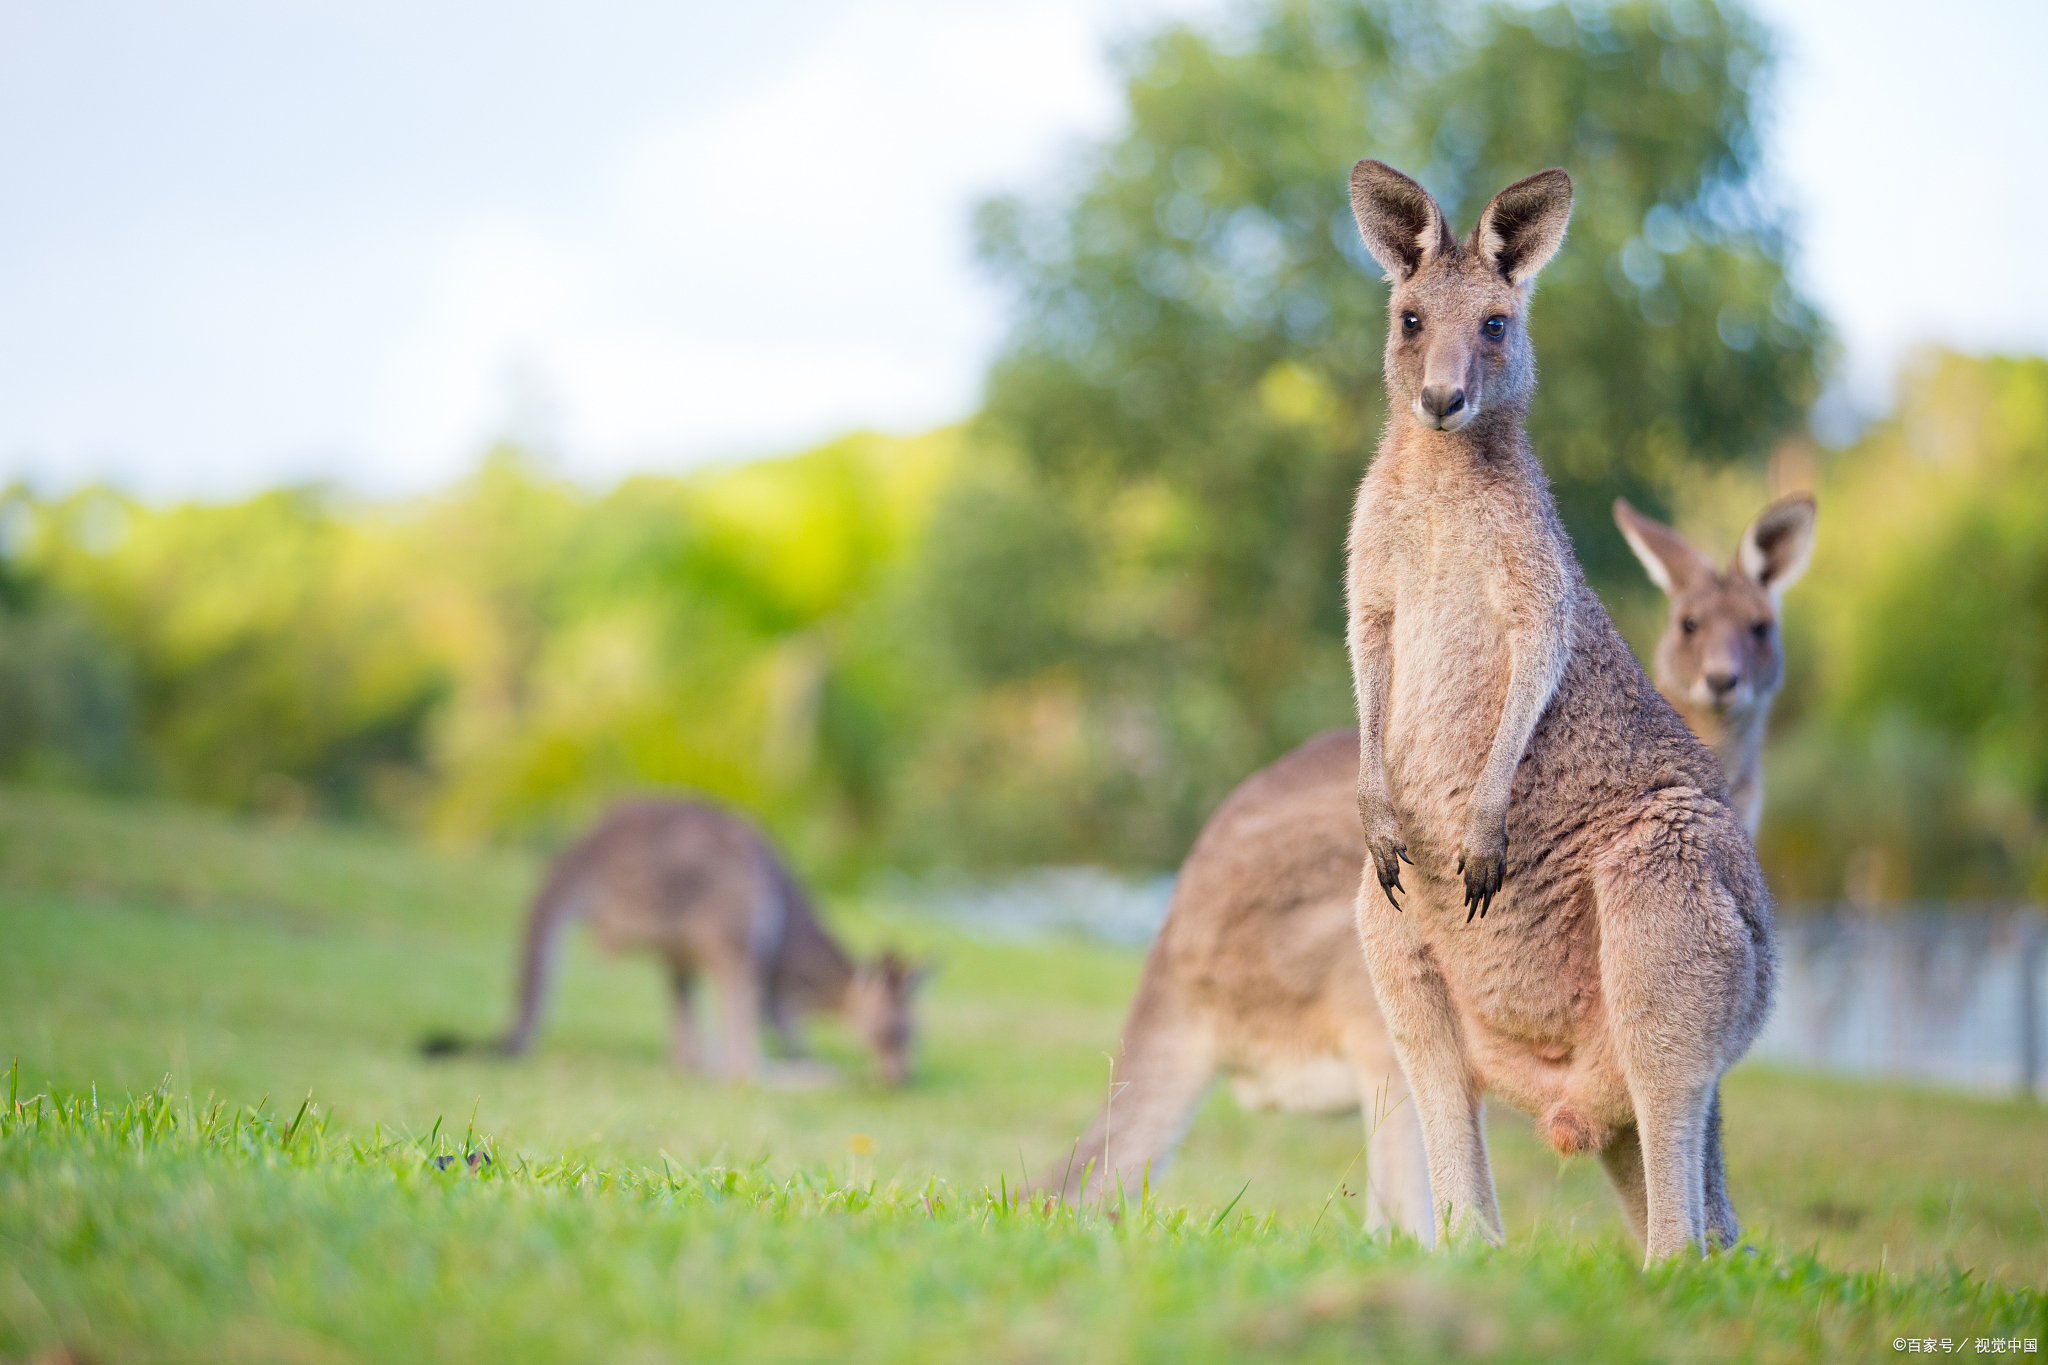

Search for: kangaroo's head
xmin=1349 ymin=161 xmax=1573 ymax=433
xmin=1613 ymin=493 xmax=1817 ymax=718
xmin=847 ymin=950 xmax=930 ymax=1087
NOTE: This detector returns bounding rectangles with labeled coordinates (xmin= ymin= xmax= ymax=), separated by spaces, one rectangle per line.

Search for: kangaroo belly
xmin=1229 ymin=1054 xmax=1359 ymax=1113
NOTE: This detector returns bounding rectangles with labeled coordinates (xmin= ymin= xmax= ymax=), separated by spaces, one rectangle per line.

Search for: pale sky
xmin=0 ymin=0 xmax=2042 ymax=499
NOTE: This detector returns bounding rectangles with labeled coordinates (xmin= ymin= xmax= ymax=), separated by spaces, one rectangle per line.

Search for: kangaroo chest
xmin=1378 ymin=534 xmax=1514 ymax=844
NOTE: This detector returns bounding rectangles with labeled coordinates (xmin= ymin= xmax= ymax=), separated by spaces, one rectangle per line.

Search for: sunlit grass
xmin=3 ymin=1080 xmax=2039 ymax=1364
xmin=2 ymin=786 xmax=2045 ymax=1360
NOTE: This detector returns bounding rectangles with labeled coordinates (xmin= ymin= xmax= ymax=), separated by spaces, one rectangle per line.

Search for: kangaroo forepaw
xmin=1358 ymin=791 xmax=1410 ymax=911
xmin=1375 ymin=853 xmax=1406 ymax=910
xmin=1455 ymin=832 xmax=1506 ymax=922
xmin=1365 ymin=828 xmax=1409 ymax=911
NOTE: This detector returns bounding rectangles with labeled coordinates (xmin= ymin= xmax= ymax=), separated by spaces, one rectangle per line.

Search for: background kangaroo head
xmin=1348 ymin=160 xmax=1573 ymax=433
xmin=1613 ymin=493 xmax=1818 ymax=716
xmin=847 ymin=950 xmax=931 ymax=1087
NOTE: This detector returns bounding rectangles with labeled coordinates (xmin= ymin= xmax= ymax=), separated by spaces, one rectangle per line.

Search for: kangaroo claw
xmin=1369 ymin=836 xmax=1408 ymax=912
xmin=1456 ymin=837 xmax=1506 ymax=925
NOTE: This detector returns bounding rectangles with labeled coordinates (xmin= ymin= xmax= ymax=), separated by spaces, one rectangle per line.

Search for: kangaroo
xmin=425 ymin=799 xmax=926 ymax=1085
xmin=1040 ymin=728 xmax=1432 ymax=1235
xmin=1047 ymin=506 xmax=1806 ymax=1238
xmin=1341 ymin=161 xmax=1773 ymax=1260
xmin=1614 ymin=495 xmax=1817 ymax=836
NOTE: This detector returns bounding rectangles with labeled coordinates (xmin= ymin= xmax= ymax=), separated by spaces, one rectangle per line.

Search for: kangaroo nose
xmin=1420 ymin=385 xmax=1466 ymax=422
xmin=1705 ymin=670 xmax=1739 ymax=698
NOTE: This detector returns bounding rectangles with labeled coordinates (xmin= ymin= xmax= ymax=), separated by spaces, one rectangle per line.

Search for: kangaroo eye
xmin=1401 ymin=312 xmax=1421 ymax=336
xmin=1483 ymin=316 xmax=1507 ymax=338
xmin=1681 ymin=617 xmax=1698 ymax=635
xmin=1752 ymin=620 xmax=1772 ymax=639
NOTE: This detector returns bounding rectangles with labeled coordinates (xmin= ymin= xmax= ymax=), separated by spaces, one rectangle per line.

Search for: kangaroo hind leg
xmin=1703 ymin=1086 xmax=1740 ymax=1250
xmin=667 ymin=959 xmax=702 ymax=1073
xmin=1355 ymin=904 xmax=1502 ymax=1245
xmin=1358 ymin=1064 xmax=1432 ymax=1245
xmin=1594 ymin=831 xmax=1752 ymax=1261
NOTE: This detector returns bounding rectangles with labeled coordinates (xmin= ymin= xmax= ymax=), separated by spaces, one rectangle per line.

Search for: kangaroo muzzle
xmin=1414 ymin=348 xmax=1479 ymax=430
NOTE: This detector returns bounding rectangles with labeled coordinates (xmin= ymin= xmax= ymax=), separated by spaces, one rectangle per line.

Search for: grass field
xmin=2 ymin=787 xmax=2044 ymax=1362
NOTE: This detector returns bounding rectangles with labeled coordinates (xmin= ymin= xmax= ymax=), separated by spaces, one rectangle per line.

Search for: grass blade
xmin=1208 ymin=1180 xmax=1251 ymax=1234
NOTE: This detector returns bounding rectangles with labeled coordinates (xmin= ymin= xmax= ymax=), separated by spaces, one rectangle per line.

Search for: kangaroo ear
xmin=1349 ymin=160 xmax=1455 ymax=282
xmin=1473 ymin=168 xmax=1573 ymax=285
xmin=1737 ymin=493 xmax=1817 ymax=599
xmin=1613 ymin=498 xmax=1713 ymax=596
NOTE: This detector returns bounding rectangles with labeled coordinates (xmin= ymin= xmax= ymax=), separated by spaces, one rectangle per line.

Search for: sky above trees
xmin=0 ymin=0 xmax=2042 ymax=499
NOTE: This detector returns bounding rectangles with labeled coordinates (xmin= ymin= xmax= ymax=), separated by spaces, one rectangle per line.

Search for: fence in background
xmin=1752 ymin=905 xmax=2044 ymax=1099
xmin=911 ymin=872 xmax=2047 ymax=1100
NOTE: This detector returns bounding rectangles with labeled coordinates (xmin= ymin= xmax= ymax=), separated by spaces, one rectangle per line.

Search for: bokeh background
xmin=2 ymin=0 xmax=2044 ymax=905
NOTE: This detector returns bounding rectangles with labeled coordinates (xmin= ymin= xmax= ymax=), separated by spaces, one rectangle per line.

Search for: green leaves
xmin=937 ymin=0 xmax=1827 ymax=863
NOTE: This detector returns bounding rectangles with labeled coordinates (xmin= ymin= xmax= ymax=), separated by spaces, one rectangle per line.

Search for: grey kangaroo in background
xmin=1045 ymin=496 xmax=1810 ymax=1242
xmin=1614 ymin=495 xmax=1817 ymax=835
xmin=1040 ymin=728 xmax=1431 ymax=1235
xmin=1343 ymin=161 xmax=1772 ymax=1260
xmin=426 ymin=800 xmax=926 ymax=1085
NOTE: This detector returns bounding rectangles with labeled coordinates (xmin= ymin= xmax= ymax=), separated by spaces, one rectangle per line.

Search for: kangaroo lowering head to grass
xmin=424 ymin=800 xmax=927 ymax=1086
xmin=1614 ymin=495 xmax=1817 ymax=836
xmin=1342 ymin=161 xmax=1774 ymax=1261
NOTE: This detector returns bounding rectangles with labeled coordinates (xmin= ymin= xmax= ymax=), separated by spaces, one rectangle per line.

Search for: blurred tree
xmin=1762 ymin=351 xmax=2048 ymax=902
xmin=926 ymin=0 xmax=1825 ymax=865
xmin=14 ymin=485 xmax=445 ymax=819
xmin=0 ymin=543 xmax=136 ymax=788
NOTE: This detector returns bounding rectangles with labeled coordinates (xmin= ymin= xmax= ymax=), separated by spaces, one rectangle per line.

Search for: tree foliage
xmin=17 ymin=2 xmax=2038 ymax=903
xmin=1760 ymin=352 xmax=2048 ymax=901
xmin=930 ymin=0 xmax=1825 ymax=863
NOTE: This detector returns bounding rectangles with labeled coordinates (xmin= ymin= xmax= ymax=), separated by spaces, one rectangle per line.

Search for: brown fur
xmin=1614 ymin=495 xmax=1817 ymax=835
xmin=1042 ymin=509 xmax=1805 ymax=1243
xmin=491 ymin=799 xmax=924 ymax=1085
xmin=1039 ymin=729 xmax=1430 ymax=1235
xmin=1343 ymin=162 xmax=1773 ymax=1260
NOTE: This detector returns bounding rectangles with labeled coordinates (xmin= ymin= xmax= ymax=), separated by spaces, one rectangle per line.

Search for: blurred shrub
xmin=1760 ymin=352 xmax=2048 ymax=902
xmin=10 ymin=3 xmax=2036 ymax=904
xmin=938 ymin=0 xmax=1823 ymax=865
xmin=0 ymin=433 xmax=956 ymax=877
xmin=0 ymin=558 xmax=135 ymax=788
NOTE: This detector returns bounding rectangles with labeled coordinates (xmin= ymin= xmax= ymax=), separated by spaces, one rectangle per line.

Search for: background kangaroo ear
xmin=1473 ymin=168 xmax=1573 ymax=285
xmin=1613 ymin=498 xmax=1713 ymax=596
xmin=1737 ymin=493 xmax=1818 ymax=598
xmin=1349 ymin=160 xmax=1454 ymax=282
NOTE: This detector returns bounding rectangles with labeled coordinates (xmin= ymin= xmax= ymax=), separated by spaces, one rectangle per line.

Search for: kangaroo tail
xmin=1037 ymin=968 xmax=1215 ymax=1207
xmin=417 ymin=845 xmax=593 ymax=1060
xmin=496 ymin=841 xmax=596 ymax=1057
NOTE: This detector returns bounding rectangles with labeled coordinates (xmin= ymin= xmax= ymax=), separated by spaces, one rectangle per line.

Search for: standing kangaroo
xmin=429 ymin=799 xmax=926 ymax=1085
xmin=1045 ymin=496 xmax=1810 ymax=1241
xmin=1343 ymin=161 xmax=1772 ymax=1259
xmin=1614 ymin=495 xmax=1817 ymax=835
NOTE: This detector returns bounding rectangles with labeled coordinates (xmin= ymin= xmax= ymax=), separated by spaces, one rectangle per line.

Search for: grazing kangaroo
xmin=1342 ymin=161 xmax=1773 ymax=1260
xmin=429 ymin=799 xmax=925 ymax=1085
xmin=1614 ymin=495 xmax=1817 ymax=835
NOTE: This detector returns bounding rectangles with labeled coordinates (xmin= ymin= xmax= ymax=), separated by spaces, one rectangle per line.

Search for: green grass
xmin=1 ymin=786 xmax=2044 ymax=1362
